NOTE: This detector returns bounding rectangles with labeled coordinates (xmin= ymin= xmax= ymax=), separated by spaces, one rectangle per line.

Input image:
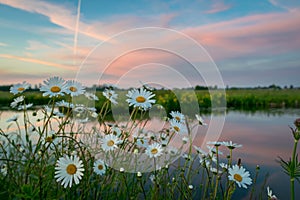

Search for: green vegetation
xmin=1 ymin=88 xmax=300 ymax=112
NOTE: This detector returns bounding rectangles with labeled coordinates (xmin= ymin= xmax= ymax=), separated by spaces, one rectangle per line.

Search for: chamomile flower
xmin=101 ymin=134 xmax=121 ymax=152
xmin=170 ymin=118 xmax=187 ymax=134
xmin=228 ymin=164 xmax=252 ymax=189
xmin=103 ymin=89 xmax=118 ymax=105
xmin=207 ymin=141 xmax=222 ymax=147
xmin=1 ymin=164 xmax=7 ymax=176
xmin=10 ymin=96 xmax=24 ymax=108
xmin=17 ymin=103 xmax=33 ymax=110
xmin=267 ymin=186 xmax=277 ymax=199
xmin=170 ymin=111 xmax=185 ymax=123
xmin=54 ymin=155 xmax=84 ymax=188
xmin=65 ymin=80 xmax=85 ymax=97
xmin=84 ymin=92 xmax=99 ymax=101
xmin=6 ymin=115 xmax=19 ymax=123
xmin=145 ymin=143 xmax=163 ymax=158
xmin=56 ymin=100 xmax=74 ymax=108
xmin=223 ymin=141 xmax=242 ymax=149
xmin=93 ymin=159 xmax=106 ymax=175
xmin=126 ymin=88 xmax=156 ymax=110
xmin=193 ymin=145 xmax=207 ymax=156
xmin=10 ymin=81 xmax=30 ymax=95
xmin=40 ymin=76 xmax=67 ymax=97
xmin=195 ymin=114 xmax=207 ymax=126
xmin=219 ymin=163 xmax=229 ymax=170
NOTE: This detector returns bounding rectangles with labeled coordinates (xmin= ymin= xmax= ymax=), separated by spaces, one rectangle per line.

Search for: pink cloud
xmin=204 ymin=1 xmax=231 ymax=14
xmin=183 ymin=10 xmax=300 ymax=60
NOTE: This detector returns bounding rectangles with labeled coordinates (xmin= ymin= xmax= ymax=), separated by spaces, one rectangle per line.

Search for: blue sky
xmin=0 ymin=0 xmax=299 ymax=88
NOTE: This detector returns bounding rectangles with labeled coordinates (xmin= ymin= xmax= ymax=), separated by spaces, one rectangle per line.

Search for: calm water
xmin=0 ymin=109 xmax=299 ymax=199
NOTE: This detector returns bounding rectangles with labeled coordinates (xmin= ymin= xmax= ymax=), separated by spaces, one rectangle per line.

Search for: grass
xmin=1 ymin=88 xmax=300 ymax=112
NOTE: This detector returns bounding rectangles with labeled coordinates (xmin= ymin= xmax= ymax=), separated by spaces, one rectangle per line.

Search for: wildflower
xmin=267 ymin=186 xmax=277 ymax=199
xmin=10 ymin=96 xmax=24 ymax=108
xmin=182 ymin=153 xmax=191 ymax=161
xmin=6 ymin=115 xmax=19 ymax=123
xmin=40 ymin=76 xmax=67 ymax=97
xmin=223 ymin=141 xmax=242 ymax=149
xmin=170 ymin=118 xmax=188 ymax=134
xmin=149 ymin=174 xmax=156 ymax=183
xmin=219 ymin=163 xmax=229 ymax=170
xmin=54 ymin=155 xmax=84 ymax=188
xmin=137 ymin=171 xmax=142 ymax=177
xmin=93 ymin=159 xmax=106 ymax=175
xmin=111 ymin=126 xmax=122 ymax=137
xmin=126 ymin=88 xmax=156 ymax=110
xmin=84 ymin=92 xmax=99 ymax=101
xmin=193 ymin=145 xmax=207 ymax=155
xmin=188 ymin=185 xmax=193 ymax=190
xmin=17 ymin=103 xmax=33 ymax=110
xmin=207 ymin=145 xmax=223 ymax=155
xmin=182 ymin=136 xmax=189 ymax=144
xmin=103 ymin=89 xmax=118 ymax=105
xmin=145 ymin=143 xmax=163 ymax=158
xmin=65 ymin=80 xmax=85 ymax=97
xmin=101 ymin=134 xmax=121 ymax=152
xmin=228 ymin=164 xmax=252 ymax=189
xmin=195 ymin=114 xmax=207 ymax=126
xmin=207 ymin=141 xmax=222 ymax=147
xmin=120 ymin=167 xmax=125 ymax=173
xmin=1 ymin=164 xmax=7 ymax=176
xmin=167 ymin=146 xmax=180 ymax=156
xmin=210 ymin=167 xmax=222 ymax=174
xmin=10 ymin=81 xmax=30 ymax=95
xmin=170 ymin=111 xmax=185 ymax=123
xmin=56 ymin=100 xmax=74 ymax=108
xmin=44 ymin=130 xmax=56 ymax=143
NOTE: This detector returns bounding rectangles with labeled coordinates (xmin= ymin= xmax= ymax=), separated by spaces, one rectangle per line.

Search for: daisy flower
xmin=40 ymin=76 xmax=67 ymax=97
xmin=93 ymin=159 xmax=106 ymax=175
xmin=228 ymin=164 xmax=252 ymax=189
xmin=126 ymin=88 xmax=156 ymax=110
xmin=145 ymin=143 xmax=163 ymax=158
xmin=207 ymin=141 xmax=222 ymax=147
xmin=10 ymin=81 xmax=30 ymax=95
xmin=84 ymin=92 xmax=99 ymax=101
xmin=6 ymin=115 xmax=19 ymax=123
xmin=170 ymin=118 xmax=188 ymax=134
xmin=56 ymin=100 xmax=74 ymax=108
xmin=10 ymin=96 xmax=24 ymax=108
xmin=170 ymin=111 xmax=185 ymax=123
xmin=54 ymin=155 xmax=84 ymax=188
xmin=267 ymin=186 xmax=277 ymax=199
xmin=1 ymin=164 xmax=7 ymax=176
xmin=17 ymin=103 xmax=33 ymax=110
xmin=65 ymin=80 xmax=85 ymax=97
xmin=101 ymin=134 xmax=121 ymax=152
xmin=195 ymin=114 xmax=207 ymax=126
xmin=219 ymin=163 xmax=229 ymax=170
xmin=103 ymin=89 xmax=118 ymax=105
xmin=193 ymin=145 xmax=207 ymax=156
xmin=223 ymin=141 xmax=242 ymax=149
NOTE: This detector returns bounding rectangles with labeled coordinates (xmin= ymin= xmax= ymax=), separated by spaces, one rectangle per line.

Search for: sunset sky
xmin=0 ymin=0 xmax=300 ymax=88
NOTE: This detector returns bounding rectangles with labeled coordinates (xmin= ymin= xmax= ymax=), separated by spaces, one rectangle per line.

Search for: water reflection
xmin=1 ymin=109 xmax=299 ymax=198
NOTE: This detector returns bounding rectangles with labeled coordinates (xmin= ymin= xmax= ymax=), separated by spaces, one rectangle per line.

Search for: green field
xmin=1 ymin=88 xmax=300 ymax=112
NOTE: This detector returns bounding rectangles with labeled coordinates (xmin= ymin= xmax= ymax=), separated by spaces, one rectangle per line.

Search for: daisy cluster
xmin=1 ymin=76 xmax=273 ymax=199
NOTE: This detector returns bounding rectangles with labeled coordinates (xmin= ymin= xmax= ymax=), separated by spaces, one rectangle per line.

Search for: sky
xmin=0 ymin=0 xmax=300 ymax=88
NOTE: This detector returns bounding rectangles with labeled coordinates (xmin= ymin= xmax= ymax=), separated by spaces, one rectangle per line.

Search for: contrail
xmin=73 ymin=0 xmax=81 ymax=65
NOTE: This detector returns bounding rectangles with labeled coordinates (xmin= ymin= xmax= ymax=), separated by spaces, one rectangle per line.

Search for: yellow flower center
xmin=69 ymin=86 xmax=77 ymax=92
xmin=234 ymin=174 xmax=243 ymax=182
xmin=18 ymin=87 xmax=25 ymax=91
xmin=98 ymin=164 xmax=104 ymax=170
xmin=66 ymin=164 xmax=77 ymax=175
xmin=107 ymin=140 xmax=115 ymax=147
xmin=151 ymin=148 xmax=158 ymax=155
xmin=174 ymin=126 xmax=180 ymax=132
xmin=50 ymin=86 xmax=61 ymax=93
xmin=175 ymin=116 xmax=181 ymax=121
xmin=46 ymin=136 xmax=53 ymax=143
xmin=136 ymin=96 xmax=146 ymax=103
